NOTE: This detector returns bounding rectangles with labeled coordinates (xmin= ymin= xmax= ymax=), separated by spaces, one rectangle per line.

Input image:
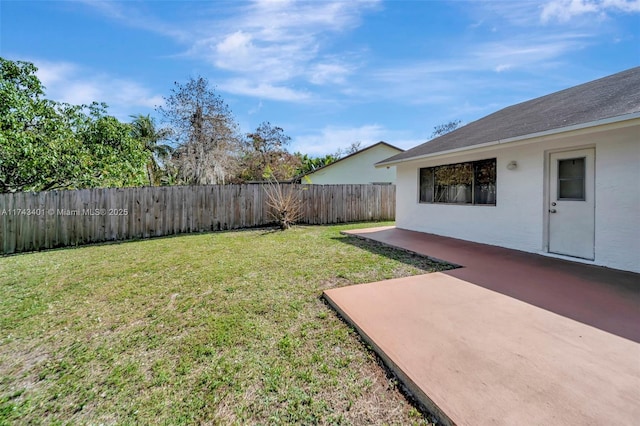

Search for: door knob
xmin=549 ymin=209 xmax=557 ymax=213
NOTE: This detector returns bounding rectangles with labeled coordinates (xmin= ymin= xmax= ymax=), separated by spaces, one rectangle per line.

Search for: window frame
xmin=418 ymin=158 xmax=497 ymax=206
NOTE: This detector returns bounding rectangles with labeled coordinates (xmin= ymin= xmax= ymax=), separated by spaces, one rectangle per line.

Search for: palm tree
xmin=130 ymin=114 xmax=173 ymax=186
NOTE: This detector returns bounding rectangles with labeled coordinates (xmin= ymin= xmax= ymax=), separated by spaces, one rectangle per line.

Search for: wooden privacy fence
xmin=0 ymin=184 xmax=395 ymax=254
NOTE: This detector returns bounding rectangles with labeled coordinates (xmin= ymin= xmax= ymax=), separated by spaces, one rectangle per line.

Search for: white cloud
xmin=495 ymin=64 xmax=513 ymax=72
xmin=248 ymin=100 xmax=264 ymax=115
xmin=198 ymin=0 xmax=379 ymax=91
xmin=474 ymin=34 xmax=590 ymax=70
xmin=309 ymin=62 xmax=352 ymax=85
xmin=216 ymin=31 xmax=253 ymax=57
xmin=541 ymin=0 xmax=640 ymax=22
xmin=368 ymin=30 xmax=590 ymax=105
xmin=541 ymin=0 xmax=600 ymax=22
xmin=370 ymin=64 xmax=462 ymax=105
xmin=57 ymin=82 xmax=103 ymax=106
xmin=603 ymin=0 xmax=640 ymax=12
xmin=219 ymin=79 xmax=310 ymax=102
xmin=34 ymin=61 xmax=78 ymax=87
xmin=77 ymin=0 xmax=189 ymax=41
xmin=292 ymin=124 xmax=420 ymax=156
xmin=110 ymin=79 xmax=165 ymax=109
xmin=203 ymin=30 xmax=313 ymax=83
xmin=247 ymin=0 xmax=379 ymax=34
xmin=33 ymin=59 xmax=164 ymax=119
xmin=293 ymin=125 xmax=386 ymax=156
xmin=470 ymin=1 xmax=543 ymax=27
xmin=83 ymin=0 xmax=380 ymax=102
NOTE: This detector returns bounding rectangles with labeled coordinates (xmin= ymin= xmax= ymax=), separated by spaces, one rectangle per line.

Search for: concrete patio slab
xmin=324 ymin=227 xmax=640 ymax=426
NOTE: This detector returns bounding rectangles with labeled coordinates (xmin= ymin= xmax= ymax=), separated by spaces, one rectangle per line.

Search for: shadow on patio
xmin=325 ymin=226 xmax=640 ymax=425
xmin=336 ymin=226 xmax=640 ymax=343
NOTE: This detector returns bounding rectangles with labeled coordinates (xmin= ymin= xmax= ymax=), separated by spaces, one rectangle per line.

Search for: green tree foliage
xmin=0 ymin=57 xmax=148 ymax=192
xmin=130 ymin=114 xmax=173 ymax=185
xmin=1 ymin=58 xmax=76 ymax=192
xmin=158 ymin=77 xmax=241 ymax=185
xmin=75 ymin=104 xmax=148 ymax=188
xmin=240 ymin=122 xmax=301 ymax=182
xmin=295 ymin=153 xmax=339 ymax=176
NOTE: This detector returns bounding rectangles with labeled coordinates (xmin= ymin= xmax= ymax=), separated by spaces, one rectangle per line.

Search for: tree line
xmin=0 ymin=58 xmax=355 ymax=193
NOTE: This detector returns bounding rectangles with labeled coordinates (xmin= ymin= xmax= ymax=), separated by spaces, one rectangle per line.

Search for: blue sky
xmin=1 ymin=0 xmax=639 ymax=156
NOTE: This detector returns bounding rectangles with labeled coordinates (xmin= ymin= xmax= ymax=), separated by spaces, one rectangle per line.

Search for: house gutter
xmin=376 ymin=112 xmax=640 ymax=168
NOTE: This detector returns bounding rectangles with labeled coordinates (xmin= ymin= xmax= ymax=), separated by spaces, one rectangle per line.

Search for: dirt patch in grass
xmin=1 ymin=223 xmax=441 ymax=425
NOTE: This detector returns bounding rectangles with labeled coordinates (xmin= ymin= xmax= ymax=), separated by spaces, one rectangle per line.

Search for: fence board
xmin=0 ymin=184 xmax=395 ymax=254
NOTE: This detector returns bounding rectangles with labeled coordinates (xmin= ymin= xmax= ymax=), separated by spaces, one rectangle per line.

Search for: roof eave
xmin=305 ymin=142 xmax=402 ymax=175
xmin=376 ymin=112 xmax=640 ymax=168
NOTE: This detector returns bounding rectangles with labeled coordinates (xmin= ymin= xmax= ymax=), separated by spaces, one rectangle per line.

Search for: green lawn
xmin=0 ymin=223 xmax=451 ymax=425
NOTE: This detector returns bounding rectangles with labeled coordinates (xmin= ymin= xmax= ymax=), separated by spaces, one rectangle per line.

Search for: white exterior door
xmin=548 ymin=149 xmax=595 ymax=260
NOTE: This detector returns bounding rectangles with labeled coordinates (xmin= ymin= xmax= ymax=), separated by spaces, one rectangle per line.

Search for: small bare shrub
xmin=263 ymin=180 xmax=304 ymax=230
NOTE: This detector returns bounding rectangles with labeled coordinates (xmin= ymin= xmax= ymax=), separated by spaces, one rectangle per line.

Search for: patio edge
xmin=322 ymin=289 xmax=456 ymax=426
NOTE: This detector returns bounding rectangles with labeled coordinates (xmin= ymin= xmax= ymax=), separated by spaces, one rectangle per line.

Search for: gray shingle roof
xmin=379 ymin=67 xmax=640 ymax=165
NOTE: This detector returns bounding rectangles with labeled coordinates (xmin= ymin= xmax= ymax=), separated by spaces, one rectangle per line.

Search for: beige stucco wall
xmin=307 ymin=144 xmax=401 ymax=184
xmin=394 ymin=119 xmax=640 ymax=273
